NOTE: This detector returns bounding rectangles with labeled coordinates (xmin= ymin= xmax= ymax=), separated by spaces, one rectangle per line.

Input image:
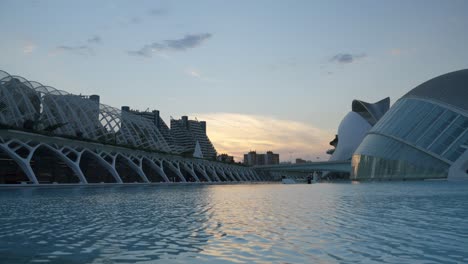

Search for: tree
xmin=23 ymin=119 xmax=35 ymax=130
xmin=43 ymin=122 xmax=67 ymax=133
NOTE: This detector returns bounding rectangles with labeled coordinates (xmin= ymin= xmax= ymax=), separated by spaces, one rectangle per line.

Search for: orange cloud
xmin=190 ymin=112 xmax=334 ymax=163
xmin=23 ymin=43 xmax=36 ymax=54
xmin=390 ymin=48 xmax=402 ymax=56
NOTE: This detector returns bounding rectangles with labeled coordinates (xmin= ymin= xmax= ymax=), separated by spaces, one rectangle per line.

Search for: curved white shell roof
xmin=403 ymin=69 xmax=468 ymax=111
xmin=329 ymin=111 xmax=372 ymax=161
xmin=352 ymin=97 xmax=390 ymax=125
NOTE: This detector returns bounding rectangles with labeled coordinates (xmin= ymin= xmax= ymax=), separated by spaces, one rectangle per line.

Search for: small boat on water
xmin=281 ymin=173 xmax=319 ymax=184
xmin=281 ymin=178 xmax=297 ymax=184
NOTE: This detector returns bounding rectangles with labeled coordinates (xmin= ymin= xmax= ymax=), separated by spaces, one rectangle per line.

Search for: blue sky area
xmin=1 ymin=0 xmax=467 ymax=161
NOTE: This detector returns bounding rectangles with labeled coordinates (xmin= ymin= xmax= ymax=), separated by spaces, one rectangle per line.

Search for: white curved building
xmin=329 ymin=98 xmax=389 ymax=161
xmin=0 ymin=70 xmax=175 ymax=153
xmin=352 ymin=69 xmax=468 ymax=180
xmin=0 ymin=70 xmax=259 ymax=184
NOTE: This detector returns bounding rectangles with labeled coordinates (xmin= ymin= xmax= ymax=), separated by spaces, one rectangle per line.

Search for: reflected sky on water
xmin=0 ymin=182 xmax=467 ymax=263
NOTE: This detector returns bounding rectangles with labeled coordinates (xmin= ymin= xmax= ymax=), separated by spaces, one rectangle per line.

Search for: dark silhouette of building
xmin=217 ymin=153 xmax=234 ymax=163
xmin=244 ymin=151 xmax=279 ymax=166
xmin=170 ymin=116 xmax=217 ymax=159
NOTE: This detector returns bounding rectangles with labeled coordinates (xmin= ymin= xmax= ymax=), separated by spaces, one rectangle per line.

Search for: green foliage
xmin=0 ymin=101 xmax=7 ymax=113
xmin=43 ymin=122 xmax=67 ymax=132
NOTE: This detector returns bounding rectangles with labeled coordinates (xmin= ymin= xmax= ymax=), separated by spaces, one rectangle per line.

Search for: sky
xmin=1 ymin=0 xmax=468 ymax=162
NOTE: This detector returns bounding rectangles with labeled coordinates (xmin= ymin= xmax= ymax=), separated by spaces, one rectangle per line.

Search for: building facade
xmin=0 ymin=69 xmax=219 ymax=158
xmin=243 ymin=151 xmax=257 ymax=166
xmin=244 ymin=151 xmax=279 ymax=166
xmin=0 ymin=69 xmax=260 ymax=184
xmin=352 ymin=69 xmax=468 ymax=180
xmin=265 ymin=151 xmax=280 ymax=165
xmin=296 ymin=158 xmax=312 ymax=164
xmin=170 ymin=116 xmax=217 ymax=160
xmin=121 ymin=107 xmax=185 ymax=153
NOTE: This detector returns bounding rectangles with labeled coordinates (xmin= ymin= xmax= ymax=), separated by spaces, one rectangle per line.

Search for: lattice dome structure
xmin=0 ymin=70 xmax=175 ymax=153
xmin=0 ymin=69 xmax=262 ymax=185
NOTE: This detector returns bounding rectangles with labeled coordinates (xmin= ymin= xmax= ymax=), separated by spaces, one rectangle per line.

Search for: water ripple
xmin=0 ymin=182 xmax=467 ymax=263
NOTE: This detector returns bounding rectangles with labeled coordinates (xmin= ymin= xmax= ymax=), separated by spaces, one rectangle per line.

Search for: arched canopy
xmin=403 ymin=69 xmax=468 ymax=111
xmin=0 ymin=69 xmax=174 ymax=153
xmin=351 ymin=97 xmax=390 ymax=125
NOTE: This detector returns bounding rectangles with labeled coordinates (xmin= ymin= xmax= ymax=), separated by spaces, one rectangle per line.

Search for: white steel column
xmin=181 ymin=162 xmax=201 ymax=182
xmin=165 ymin=160 xmax=187 ymax=182
xmin=144 ymin=157 xmax=170 ymax=182
xmin=0 ymin=142 xmax=38 ymax=184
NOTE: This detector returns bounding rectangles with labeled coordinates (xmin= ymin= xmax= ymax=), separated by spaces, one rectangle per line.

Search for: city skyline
xmin=1 ymin=0 xmax=468 ymax=161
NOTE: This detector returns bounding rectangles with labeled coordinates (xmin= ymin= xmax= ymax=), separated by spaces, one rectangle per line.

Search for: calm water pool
xmin=0 ymin=182 xmax=467 ymax=263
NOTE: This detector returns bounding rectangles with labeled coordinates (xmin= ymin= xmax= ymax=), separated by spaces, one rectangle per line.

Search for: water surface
xmin=0 ymin=182 xmax=467 ymax=263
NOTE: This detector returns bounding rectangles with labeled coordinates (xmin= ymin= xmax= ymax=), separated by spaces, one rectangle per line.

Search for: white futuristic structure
xmin=0 ymin=70 xmax=262 ymax=184
xmin=0 ymin=71 xmax=175 ymax=152
xmin=352 ymin=69 xmax=468 ymax=180
xmin=329 ymin=98 xmax=390 ymax=161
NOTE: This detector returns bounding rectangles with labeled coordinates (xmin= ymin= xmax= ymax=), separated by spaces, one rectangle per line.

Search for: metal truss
xmin=0 ymin=69 xmax=263 ymax=184
xmin=0 ymin=132 xmax=262 ymax=184
xmin=0 ymin=70 xmax=174 ymax=153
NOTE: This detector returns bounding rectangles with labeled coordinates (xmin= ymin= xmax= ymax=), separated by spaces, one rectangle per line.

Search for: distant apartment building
xmin=170 ymin=116 xmax=217 ymax=160
xmin=265 ymin=151 xmax=280 ymax=165
xmin=243 ymin=151 xmax=257 ymax=166
xmin=217 ymin=153 xmax=234 ymax=163
xmin=121 ymin=107 xmax=184 ymax=153
xmin=243 ymin=151 xmax=279 ymax=166
xmin=295 ymin=158 xmax=307 ymax=164
xmin=120 ymin=108 xmax=216 ymax=158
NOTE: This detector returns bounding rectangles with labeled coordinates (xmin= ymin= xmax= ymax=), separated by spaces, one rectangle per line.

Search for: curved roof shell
xmin=329 ymin=111 xmax=372 ymax=161
xmin=403 ymin=69 xmax=468 ymax=111
xmin=352 ymin=97 xmax=390 ymax=126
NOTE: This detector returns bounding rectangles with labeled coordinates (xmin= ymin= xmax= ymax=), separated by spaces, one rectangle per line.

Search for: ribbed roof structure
xmin=0 ymin=70 xmax=174 ymax=153
xmin=403 ymin=69 xmax=468 ymax=111
xmin=351 ymin=97 xmax=390 ymax=126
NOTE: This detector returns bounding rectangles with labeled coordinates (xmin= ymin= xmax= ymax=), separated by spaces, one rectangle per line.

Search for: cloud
xmin=390 ymin=48 xmax=401 ymax=56
xmin=128 ymin=33 xmax=212 ymax=57
xmin=330 ymin=53 xmax=366 ymax=64
xmin=53 ymin=35 xmax=101 ymax=56
xmin=54 ymin=45 xmax=94 ymax=56
xmin=149 ymin=8 xmax=167 ymax=16
xmin=165 ymin=34 xmax=212 ymax=50
xmin=190 ymin=113 xmax=334 ymax=162
xmin=267 ymin=57 xmax=299 ymax=71
xmin=23 ymin=43 xmax=36 ymax=54
xmin=127 ymin=48 xmax=151 ymax=57
xmin=184 ymin=68 xmax=220 ymax=83
xmin=130 ymin=17 xmax=142 ymax=24
xmin=186 ymin=69 xmax=201 ymax=78
xmin=87 ymin=35 xmax=101 ymax=44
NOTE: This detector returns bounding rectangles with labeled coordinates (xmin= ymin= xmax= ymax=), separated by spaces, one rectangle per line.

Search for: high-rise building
xmin=243 ymin=151 xmax=279 ymax=166
xmin=0 ymin=69 xmax=219 ymax=159
xmin=243 ymin=151 xmax=257 ymax=166
xmin=265 ymin=151 xmax=280 ymax=165
xmin=121 ymin=107 xmax=184 ymax=153
xmin=170 ymin=116 xmax=217 ymax=159
xmin=296 ymin=158 xmax=311 ymax=164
